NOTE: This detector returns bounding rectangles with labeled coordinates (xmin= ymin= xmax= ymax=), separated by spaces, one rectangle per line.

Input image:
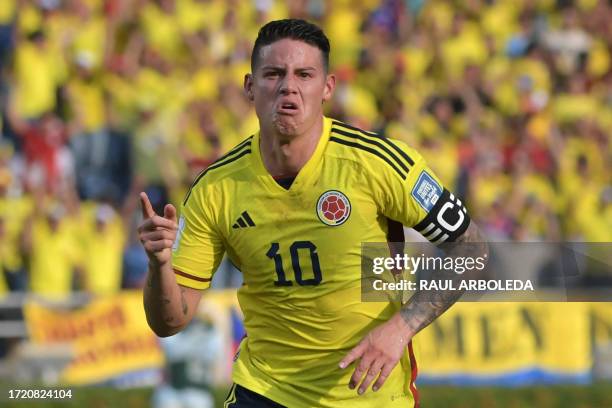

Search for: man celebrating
xmin=140 ymin=19 xmax=486 ymax=408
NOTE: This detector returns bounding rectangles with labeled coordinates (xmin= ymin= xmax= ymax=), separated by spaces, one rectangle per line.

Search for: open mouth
xmin=278 ymin=102 xmax=298 ymax=114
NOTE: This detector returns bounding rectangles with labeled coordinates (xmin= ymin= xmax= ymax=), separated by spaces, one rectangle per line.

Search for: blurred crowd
xmin=0 ymin=0 xmax=610 ymax=299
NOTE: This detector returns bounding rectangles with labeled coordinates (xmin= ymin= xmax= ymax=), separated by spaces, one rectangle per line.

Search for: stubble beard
xmin=272 ymin=113 xmax=300 ymax=137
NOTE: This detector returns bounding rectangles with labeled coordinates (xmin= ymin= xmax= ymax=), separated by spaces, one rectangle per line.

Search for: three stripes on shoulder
xmin=330 ymin=121 xmax=415 ymax=181
xmin=183 ymin=136 xmax=254 ymax=205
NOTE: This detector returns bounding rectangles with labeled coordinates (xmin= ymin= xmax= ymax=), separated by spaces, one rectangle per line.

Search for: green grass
xmin=1 ymin=383 xmax=611 ymax=407
xmin=418 ymin=384 xmax=612 ymax=408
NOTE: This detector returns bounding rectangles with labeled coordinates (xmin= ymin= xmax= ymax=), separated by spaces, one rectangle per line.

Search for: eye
xmin=264 ymin=71 xmax=279 ymax=78
xmin=299 ymin=72 xmax=312 ymax=78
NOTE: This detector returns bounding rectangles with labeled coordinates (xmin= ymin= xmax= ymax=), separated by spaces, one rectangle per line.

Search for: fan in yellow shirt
xmin=80 ymin=203 xmax=126 ymax=296
xmin=24 ymin=205 xmax=83 ymax=300
xmin=11 ymin=31 xmax=60 ymax=119
xmin=0 ymin=165 xmax=34 ymax=291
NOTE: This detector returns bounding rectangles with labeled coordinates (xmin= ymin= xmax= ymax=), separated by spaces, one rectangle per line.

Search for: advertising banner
xmin=24 ymin=291 xmax=164 ymax=385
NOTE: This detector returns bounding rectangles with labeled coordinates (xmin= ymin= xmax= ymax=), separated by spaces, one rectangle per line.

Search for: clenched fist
xmin=138 ymin=192 xmax=178 ymax=267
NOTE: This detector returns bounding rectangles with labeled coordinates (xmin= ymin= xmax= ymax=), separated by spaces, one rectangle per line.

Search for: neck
xmin=259 ymin=117 xmax=323 ymax=177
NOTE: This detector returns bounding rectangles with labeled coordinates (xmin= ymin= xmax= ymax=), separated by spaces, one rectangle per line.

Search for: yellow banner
xmin=414 ymin=302 xmax=603 ymax=383
xmin=24 ymin=291 xmax=164 ymax=385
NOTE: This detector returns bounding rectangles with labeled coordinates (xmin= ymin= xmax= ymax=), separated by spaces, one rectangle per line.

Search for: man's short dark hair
xmin=251 ymin=19 xmax=331 ymax=72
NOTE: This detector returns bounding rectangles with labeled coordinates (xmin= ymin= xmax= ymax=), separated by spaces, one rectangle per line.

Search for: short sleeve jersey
xmin=172 ymin=117 xmax=470 ymax=407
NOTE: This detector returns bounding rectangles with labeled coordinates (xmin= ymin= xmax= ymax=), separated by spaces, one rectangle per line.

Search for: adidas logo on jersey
xmin=232 ymin=211 xmax=256 ymax=229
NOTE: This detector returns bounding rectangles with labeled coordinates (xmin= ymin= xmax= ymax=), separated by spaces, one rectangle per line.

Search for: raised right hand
xmin=138 ymin=192 xmax=178 ymax=267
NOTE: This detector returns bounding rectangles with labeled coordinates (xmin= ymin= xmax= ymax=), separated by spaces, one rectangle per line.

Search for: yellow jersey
xmin=29 ymin=217 xmax=81 ymax=300
xmin=81 ymin=207 xmax=126 ymax=296
xmin=172 ymin=117 xmax=470 ymax=407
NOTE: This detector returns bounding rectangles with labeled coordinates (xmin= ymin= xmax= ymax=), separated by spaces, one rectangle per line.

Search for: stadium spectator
xmin=22 ymin=200 xmax=83 ymax=300
xmin=7 ymin=106 xmax=74 ymax=194
xmin=0 ymin=164 xmax=24 ymax=291
xmin=81 ymin=203 xmax=126 ymax=296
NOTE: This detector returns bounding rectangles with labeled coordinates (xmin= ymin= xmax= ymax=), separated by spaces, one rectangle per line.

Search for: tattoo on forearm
xmin=399 ymin=291 xmax=463 ymax=335
xmin=439 ymin=219 xmax=488 ymax=254
xmin=400 ymin=221 xmax=488 ymax=336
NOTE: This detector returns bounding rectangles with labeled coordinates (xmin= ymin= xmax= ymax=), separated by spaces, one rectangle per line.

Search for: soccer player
xmin=140 ymin=19 xmax=486 ymax=408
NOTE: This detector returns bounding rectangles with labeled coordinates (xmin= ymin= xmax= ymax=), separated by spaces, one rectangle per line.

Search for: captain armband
xmin=410 ymin=171 xmax=470 ymax=244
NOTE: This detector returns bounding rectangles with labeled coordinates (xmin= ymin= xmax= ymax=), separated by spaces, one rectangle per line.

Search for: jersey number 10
xmin=266 ymin=241 xmax=322 ymax=286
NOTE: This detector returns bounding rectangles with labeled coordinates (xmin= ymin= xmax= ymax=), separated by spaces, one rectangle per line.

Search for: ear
xmin=244 ymin=73 xmax=254 ymax=101
xmin=322 ymin=73 xmax=336 ymax=103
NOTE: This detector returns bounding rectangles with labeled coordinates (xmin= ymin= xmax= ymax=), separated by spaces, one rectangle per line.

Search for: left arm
xmin=397 ymin=220 xmax=488 ymax=336
xmin=339 ymin=220 xmax=488 ymax=394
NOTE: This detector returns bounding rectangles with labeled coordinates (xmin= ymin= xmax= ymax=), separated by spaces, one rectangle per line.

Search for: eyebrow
xmin=261 ymin=65 xmax=318 ymax=71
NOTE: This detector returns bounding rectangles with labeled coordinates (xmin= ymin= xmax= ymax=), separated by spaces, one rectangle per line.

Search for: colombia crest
xmin=316 ymin=190 xmax=351 ymax=226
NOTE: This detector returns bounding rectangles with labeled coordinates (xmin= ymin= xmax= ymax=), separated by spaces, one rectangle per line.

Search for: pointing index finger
xmin=140 ymin=192 xmax=156 ymax=219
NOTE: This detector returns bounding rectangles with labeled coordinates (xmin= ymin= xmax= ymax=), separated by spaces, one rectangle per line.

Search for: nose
xmin=279 ymin=74 xmax=298 ymax=95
